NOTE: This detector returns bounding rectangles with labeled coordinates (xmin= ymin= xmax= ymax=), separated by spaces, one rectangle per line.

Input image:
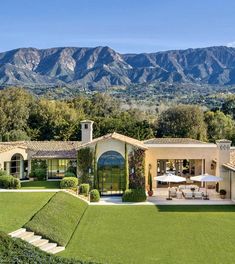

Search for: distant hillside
xmin=1 ymin=45 xmax=235 ymax=88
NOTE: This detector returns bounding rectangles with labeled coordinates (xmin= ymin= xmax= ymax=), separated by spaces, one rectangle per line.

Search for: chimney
xmin=80 ymin=120 xmax=94 ymax=143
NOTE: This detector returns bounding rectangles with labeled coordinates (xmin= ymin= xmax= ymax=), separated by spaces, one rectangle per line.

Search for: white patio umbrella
xmin=190 ymin=174 xmax=223 ymax=199
xmin=154 ymin=173 xmax=186 ymax=200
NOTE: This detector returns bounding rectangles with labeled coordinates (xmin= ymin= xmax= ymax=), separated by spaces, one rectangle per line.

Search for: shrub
xmin=60 ymin=177 xmax=78 ymax=189
xmin=34 ymin=168 xmax=46 ymax=180
xmin=64 ymin=171 xmax=76 ymax=177
xmin=0 ymin=176 xmax=21 ymax=189
xmin=79 ymin=184 xmax=90 ymax=196
xmin=122 ymin=189 xmax=147 ymax=202
xmin=0 ymin=170 xmax=8 ymax=177
xmin=90 ymin=189 xmax=100 ymax=202
xmin=30 ymin=160 xmax=47 ymax=180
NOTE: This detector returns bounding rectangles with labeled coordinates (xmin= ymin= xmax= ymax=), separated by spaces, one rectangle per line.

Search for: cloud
xmin=227 ymin=41 xmax=235 ymax=47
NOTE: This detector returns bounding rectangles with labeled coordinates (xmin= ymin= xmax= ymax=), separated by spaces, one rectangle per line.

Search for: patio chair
xmin=169 ymin=187 xmax=177 ymax=197
xmin=177 ymin=191 xmax=183 ymax=199
xmin=194 ymin=192 xmax=203 ymax=199
xmin=184 ymin=192 xmax=193 ymax=199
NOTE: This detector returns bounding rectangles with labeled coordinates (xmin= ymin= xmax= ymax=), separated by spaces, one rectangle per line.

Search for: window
xmin=84 ymin=124 xmax=88 ymax=129
xmin=10 ymin=154 xmax=24 ymax=178
xmin=97 ymin=151 xmax=125 ymax=195
xmin=47 ymin=159 xmax=77 ymax=179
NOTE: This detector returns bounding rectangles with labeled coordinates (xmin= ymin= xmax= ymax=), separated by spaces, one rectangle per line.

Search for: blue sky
xmin=1 ymin=0 xmax=235 ymax=53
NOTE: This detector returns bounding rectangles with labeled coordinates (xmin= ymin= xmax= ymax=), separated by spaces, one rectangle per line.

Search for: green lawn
xmin=0 ymin=192 xmax=54 ymax=233
xmin=61 ymin=205 xmax=235 ymax=264
xmin=21 ymin=180 xmax=61 ymax=189
xmin=25 ymin=192 xmax=88 ymax=246
xmin=1 ymin=192 xmax=235 ymax=264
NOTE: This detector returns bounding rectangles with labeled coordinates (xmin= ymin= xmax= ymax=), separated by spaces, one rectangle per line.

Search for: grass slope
xmin=0 ymin=231 xmax=94 ymax=264
xmin=25 ymin=192 xmax=88 ymax=246
xmin=0 ymin=192 xmax=54 ymax=233
xmin=21 ymin=181 xmax=60 ymax=189
xmin=61 ymin=205 xmax=235 ymax=264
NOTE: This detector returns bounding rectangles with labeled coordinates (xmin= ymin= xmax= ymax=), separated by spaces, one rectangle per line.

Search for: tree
xmin=157 ymin=105 xmax=207 ymax=141
xmin=221 ymin=95 xmax=235 ymax=119
xmin=28 ymin=99 xmax=82 ymax=140
xmin=4 ymin=130 xmax=30 ymax=141
xmin=204 ymin=110 xmax=235 ymax=142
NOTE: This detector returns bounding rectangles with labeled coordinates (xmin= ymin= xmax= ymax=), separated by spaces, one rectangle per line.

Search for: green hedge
xmin=64 ymin=171 xmax=76 ymax=177
xmin=0 ymin=176 xmax=21 ymax=189
xmin=60 ymin=177 xmax=78 ymax=189
xmin=0 ymin=170 xmax=8 ymax=177
xmin=122 ymin=189 xmax=147 ymax=202
xmin=90 ymin=189 xmax=100 ymax=202
xmin=0 ymin=231 xmax=94 ymax=264
xmin=79 ymin=184 xmax=90 ymax=196
xmin=25 ymin=192 xmax=88 ymax=246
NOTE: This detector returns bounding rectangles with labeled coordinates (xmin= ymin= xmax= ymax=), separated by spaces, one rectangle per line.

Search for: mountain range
xmin=1 ymin=45 xmax=235 ymax=88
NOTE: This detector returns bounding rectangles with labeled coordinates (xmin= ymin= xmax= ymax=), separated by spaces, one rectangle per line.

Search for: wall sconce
xmin=211 ymin=163 xmax=215 ymax=170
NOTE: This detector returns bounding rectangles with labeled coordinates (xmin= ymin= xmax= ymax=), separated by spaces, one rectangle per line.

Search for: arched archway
xmin=10 ymin=154 xmax=24 ymax=179
xmin=97 ymin=151 xmax=125 ymax=195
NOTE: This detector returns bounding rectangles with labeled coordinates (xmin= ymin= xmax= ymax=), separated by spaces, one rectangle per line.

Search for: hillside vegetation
xmin=0 ymin=87 xmax=234 ymax=144
xmin=1 ymin=46 xmax=235 ymax=87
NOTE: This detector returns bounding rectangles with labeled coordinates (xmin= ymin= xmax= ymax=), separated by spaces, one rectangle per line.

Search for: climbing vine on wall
xmin=93 ymin=143 xmax=98 ymax=189
xmin=77 ymin=147 xmax=94 ymax=185
xmin=128 ymin=148 xmax=145 ymax=189
xmin=125 ymin=143 xmax=129 ymax=190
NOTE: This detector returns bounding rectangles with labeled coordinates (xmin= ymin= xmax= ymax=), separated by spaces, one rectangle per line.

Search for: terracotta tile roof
xmin=25 ymin=141 xmax=82 ymax=151
xmin=143 ymin=138 xmax=208 ymax=145
xmin=0 ymin=141 xmax=82 ymax=159
xmin=32 ymin=150 xmax=77 ymax=159
xmin=0 ymin=142 xmax=27 ymax=153
xmin=78 ymin=132 xmax=148 ymax=150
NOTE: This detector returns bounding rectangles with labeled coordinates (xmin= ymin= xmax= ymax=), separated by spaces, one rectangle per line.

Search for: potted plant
xmin=219 ymin=189 xmax=227 ymax=199
xmin=148 ymin=166 xmax=153 ymax=197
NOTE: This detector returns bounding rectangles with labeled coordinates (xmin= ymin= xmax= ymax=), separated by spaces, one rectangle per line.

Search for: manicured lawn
xmin=25 ymin=192 xmax=88 ymax=246
xmin=0 ymin=192 xmax=54 ymax=233
xmin=21 ymin=180 xmax=61 ymax=189
xmin=61 ymin=205 xmax=235 ymax=264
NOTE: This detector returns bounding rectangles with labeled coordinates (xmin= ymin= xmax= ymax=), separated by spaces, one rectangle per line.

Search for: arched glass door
xmin=10 ymin=154 xmax=24 ymax=179
xmin=97 ymin=151 xmax=125 ymax=195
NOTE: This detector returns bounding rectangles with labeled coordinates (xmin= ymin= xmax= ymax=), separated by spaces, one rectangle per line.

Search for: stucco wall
xmin=145 ymin=146 xmax=218 ymax=189
xmin=85 ymin=138 xmax=135 ymax=161
xmin=0 ymin=147 xmax=28 ymax=171
xmin=230 ymin=171 xmax=235 ymax=201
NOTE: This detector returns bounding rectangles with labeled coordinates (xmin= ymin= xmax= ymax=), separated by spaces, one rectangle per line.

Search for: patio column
xmin=201 ymin=159 xmax=204 ymax=187
xmin=216 ymin=139 xmax=232 ymax=198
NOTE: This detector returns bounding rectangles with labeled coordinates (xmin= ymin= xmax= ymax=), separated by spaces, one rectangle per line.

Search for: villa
xmin=0 ymin=120 xmax=235 ymax=200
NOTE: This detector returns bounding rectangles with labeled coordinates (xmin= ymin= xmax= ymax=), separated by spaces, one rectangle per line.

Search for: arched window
xmin=97 ymin=151 xmax=125 ymax=195
xmin=10 ymin=154 xmax=24 ymax=179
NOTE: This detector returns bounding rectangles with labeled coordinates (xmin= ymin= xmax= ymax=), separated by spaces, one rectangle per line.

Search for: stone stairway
xmin=9 ymin=228 xmax=65 ymax=254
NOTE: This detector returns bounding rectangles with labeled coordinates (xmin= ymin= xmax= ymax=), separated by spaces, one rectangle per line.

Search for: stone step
xmin=40 ymin=242 xmax=57 ymax=252
xmin=47 ymin=246 xmax=65 ymax=254
xmin=31 ymin=239 xmax=49 ymax=247
xmin=9 ymin=228 xmax=26 ymax=237
xmin=23 ymin=235 xmax=42 ymax=243
xmin=16 ymin=231 xmax=34 ymax=239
